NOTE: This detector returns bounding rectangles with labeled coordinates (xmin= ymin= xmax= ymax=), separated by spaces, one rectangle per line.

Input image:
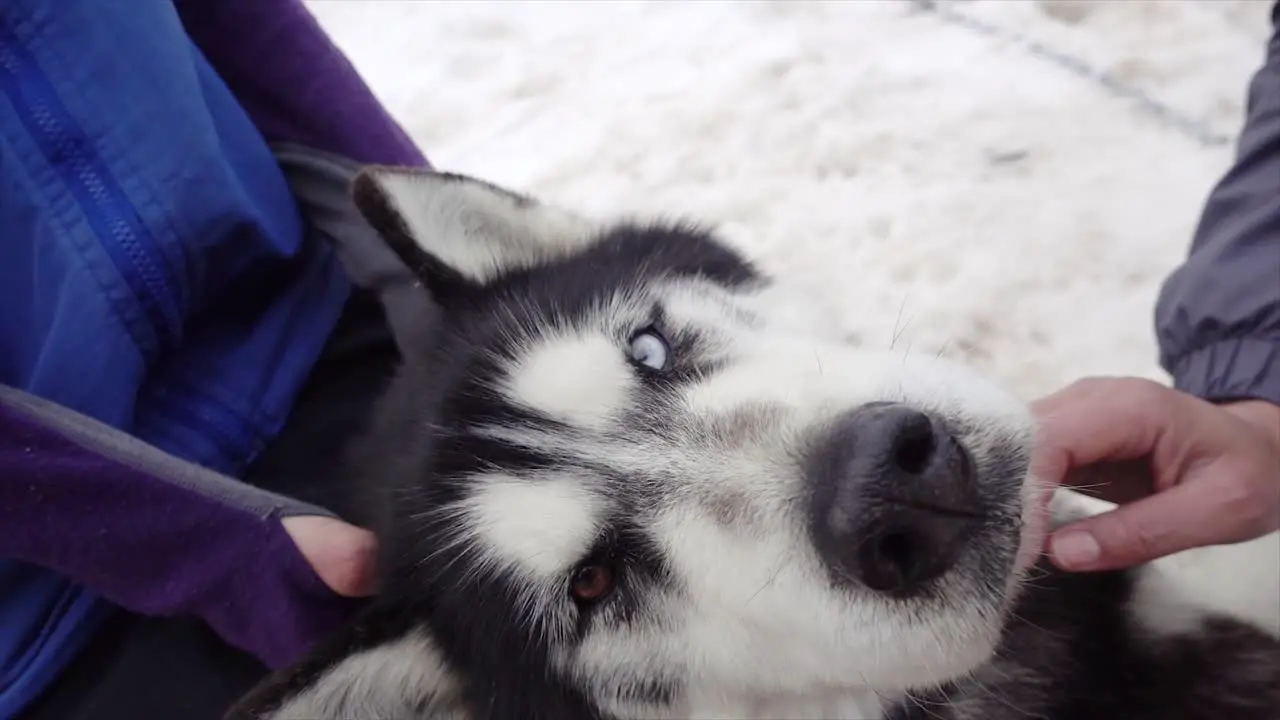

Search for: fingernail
xmin=1051 ymin=530 xmax=1101 ymax=569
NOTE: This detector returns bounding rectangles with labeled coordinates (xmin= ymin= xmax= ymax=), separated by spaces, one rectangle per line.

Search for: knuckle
xmin=1221 ymin=480 xmax=1267 ymax=524
xmin=1050 ymin=376 xmax=1124 ymax=413
xmin=1064 ymin=376 xmax=1111 ymax=397
xmin=1210 ymin=475 xmax=1278 ymax=540
xmin=1124 ymin=523 xmax=1163 ymax=563
xmin=1125 ymin=377 xmax=1174 ymax=408
xmin=1061 ymin=376 xmax=1175 ymax=416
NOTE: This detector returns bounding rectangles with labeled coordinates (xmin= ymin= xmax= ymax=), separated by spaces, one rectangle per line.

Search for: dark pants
xmin=19 ymin=287 xmax=401 ymax=720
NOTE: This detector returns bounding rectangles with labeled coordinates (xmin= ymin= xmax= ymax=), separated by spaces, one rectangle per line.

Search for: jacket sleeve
xmin=0 ymin=383 xmax=362 ymax=670
xmin=1154 ymin=0 xmax=1280 ymax=406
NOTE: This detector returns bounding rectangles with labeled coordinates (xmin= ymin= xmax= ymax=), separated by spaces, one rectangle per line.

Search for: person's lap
xmin=18 ymin=286 xmax=401 ymax=720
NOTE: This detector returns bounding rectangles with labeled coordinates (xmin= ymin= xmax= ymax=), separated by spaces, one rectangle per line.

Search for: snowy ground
xmin=306 ymin=0 xmax=1272 ymax=400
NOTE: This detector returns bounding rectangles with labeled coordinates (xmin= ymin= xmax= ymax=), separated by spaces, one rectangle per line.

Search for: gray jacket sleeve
xmin=1154 ymin=0 xmax=1280 ymax=406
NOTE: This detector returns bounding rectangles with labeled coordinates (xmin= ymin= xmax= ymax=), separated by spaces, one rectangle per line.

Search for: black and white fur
xmin=228 ymin=167 xmax=1280 ymax=720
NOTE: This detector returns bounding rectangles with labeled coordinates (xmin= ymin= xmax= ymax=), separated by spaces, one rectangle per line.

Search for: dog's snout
xmin=807 ymin=402 xmax=982 ymax=596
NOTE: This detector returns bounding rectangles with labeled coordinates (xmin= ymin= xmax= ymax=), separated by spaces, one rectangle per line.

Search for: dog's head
xmin=229 ymin=169 xmax=1049 ymax=720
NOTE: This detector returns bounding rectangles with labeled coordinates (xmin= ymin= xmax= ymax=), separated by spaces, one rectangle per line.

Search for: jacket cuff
xmin=1168 ymin=338 xmax=1280 ymax=406
xmin=0 ymin=383 xmax=356 ymax=667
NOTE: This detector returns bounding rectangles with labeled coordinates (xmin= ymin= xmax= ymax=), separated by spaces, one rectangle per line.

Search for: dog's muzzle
xmin=806 ymin=402 xmax=982 ymax=597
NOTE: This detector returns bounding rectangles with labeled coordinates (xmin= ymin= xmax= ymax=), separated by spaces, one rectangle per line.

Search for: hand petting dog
xmin=1033 ymin=376 xmax=1280 ymax=572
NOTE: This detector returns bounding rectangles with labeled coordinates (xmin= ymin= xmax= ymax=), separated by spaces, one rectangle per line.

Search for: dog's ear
xmin=351 ymin=167 xmax=600 ymax=299
xmin=225 ymin=605 xmax=466 ymax=720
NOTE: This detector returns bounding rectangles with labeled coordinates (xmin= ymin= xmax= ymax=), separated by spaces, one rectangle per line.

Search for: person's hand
xmin=1031 ymin=377 xmax=1280 ymax=572
xmin=282 ymin=515 xmax=379 ymax=597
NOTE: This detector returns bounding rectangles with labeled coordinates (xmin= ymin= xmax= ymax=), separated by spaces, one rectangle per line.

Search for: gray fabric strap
xmin=272 ymin=143 xmax=439 ymax=354
xmin=0 ymin=382 xmax=336 ymax=519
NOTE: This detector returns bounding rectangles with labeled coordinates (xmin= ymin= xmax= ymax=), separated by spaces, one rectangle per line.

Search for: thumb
xmin=282 ymin=515 xmax=379 ymax=597
xmin=1048 ymin=477 xmax=1230 ymax=571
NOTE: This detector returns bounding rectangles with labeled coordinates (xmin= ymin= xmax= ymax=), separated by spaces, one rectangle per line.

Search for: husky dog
xmin=227 ymin=167 xmax=1280 ymax=720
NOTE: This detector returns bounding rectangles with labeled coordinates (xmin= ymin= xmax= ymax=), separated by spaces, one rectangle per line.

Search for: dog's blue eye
xmin=628 ymin=329 xmax=670 ymax=371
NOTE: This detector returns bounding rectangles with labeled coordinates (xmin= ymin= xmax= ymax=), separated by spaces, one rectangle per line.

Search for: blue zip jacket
xmin=0 ymin=0 xmax=425 ymax=715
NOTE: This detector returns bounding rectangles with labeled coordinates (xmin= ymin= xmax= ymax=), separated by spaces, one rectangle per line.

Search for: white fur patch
xmin=1130 ymin=530 xmax=1280 ymax=639
xmin=466 ymin=473 xmax=602 ymax=578
xmin=266 ymin=630 xmax=461 ymax=720
xmin=502 ymin=332 xmax=637 ymax=430
xmin=363 ymin=168 xmax=601 ymax=284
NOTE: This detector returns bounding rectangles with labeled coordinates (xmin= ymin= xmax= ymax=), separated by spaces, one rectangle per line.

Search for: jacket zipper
xmin=0 ymin=23 xmax=256 ymax=469
xmin=0 ymin=21 xmax=180 ymax=360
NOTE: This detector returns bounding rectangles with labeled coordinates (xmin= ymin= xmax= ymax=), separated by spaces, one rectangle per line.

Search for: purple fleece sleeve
xmin=174 ymin=0 xmax=428 ymax=169
xmin=0 ymin=384 xmax=363 ymax=669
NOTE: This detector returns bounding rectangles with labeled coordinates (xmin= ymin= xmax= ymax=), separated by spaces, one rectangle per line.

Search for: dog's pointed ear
xmin=351 ymin=167 xmax=600 ymax=299
xmin=225 ymin=606 xmax=466 ymax=720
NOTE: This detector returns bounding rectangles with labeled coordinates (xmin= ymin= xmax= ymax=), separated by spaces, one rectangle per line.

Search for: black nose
xmin=806 ymin=402 xmax=981 ymax=596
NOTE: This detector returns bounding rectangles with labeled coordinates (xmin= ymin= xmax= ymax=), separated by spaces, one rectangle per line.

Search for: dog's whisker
xmin=744 ymin=549 xmax=795 ymax=609
xmin=890 ymin=294 xmax=909 ymax=350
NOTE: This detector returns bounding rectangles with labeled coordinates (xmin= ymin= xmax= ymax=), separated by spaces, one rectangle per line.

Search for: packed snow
xmin=306 ymin=0 xmax=1273 ymax=400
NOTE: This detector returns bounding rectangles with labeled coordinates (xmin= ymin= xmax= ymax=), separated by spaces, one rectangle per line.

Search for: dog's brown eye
xmin=570 ymin=564 xmax=615 ymax=603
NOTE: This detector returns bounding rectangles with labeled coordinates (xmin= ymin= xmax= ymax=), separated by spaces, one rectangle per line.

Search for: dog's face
xmin=229 ymin=169 xmax=1049 ymax=720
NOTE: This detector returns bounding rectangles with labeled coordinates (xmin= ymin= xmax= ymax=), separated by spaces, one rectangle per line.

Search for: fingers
xmin=1032 ymin=377 xmax=1230 ymax=493
xmin=282 ymin=515 xmax=379 ymax=597
xmin=1036 ymin=379 xmax=1280 ymax=572
xmin=1033 ymin=378 xmax=1180 ymax=474
xmin=1048 ymin=475 xmax=1244 ymax=571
